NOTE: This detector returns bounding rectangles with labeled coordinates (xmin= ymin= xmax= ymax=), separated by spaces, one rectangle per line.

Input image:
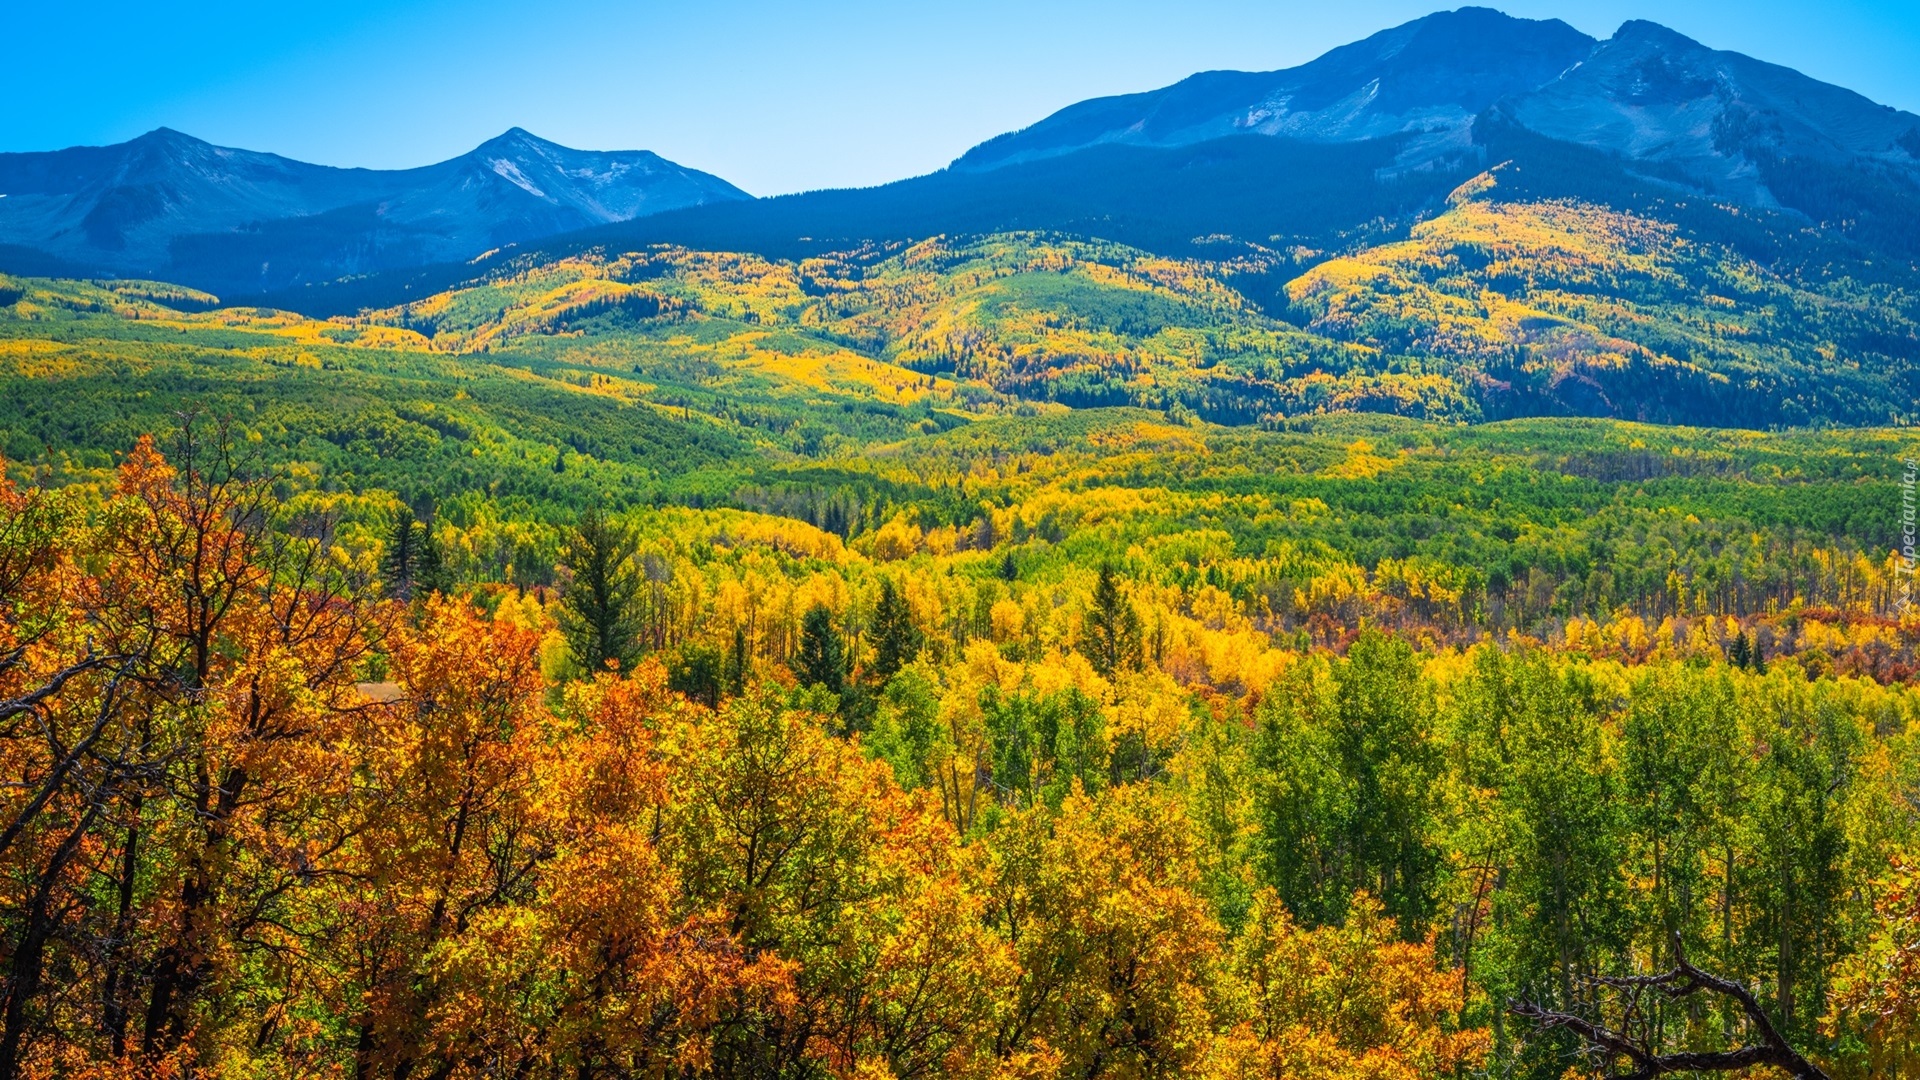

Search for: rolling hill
xmin=6 ymin=158 xmax=1913 ymax=444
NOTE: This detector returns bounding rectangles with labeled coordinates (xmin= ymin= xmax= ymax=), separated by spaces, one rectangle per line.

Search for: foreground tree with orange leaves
xmin=0 ymin=422 xmax=386 ymax=1075
xmin=1230 ymin=890 xmax=1490 ymax=1080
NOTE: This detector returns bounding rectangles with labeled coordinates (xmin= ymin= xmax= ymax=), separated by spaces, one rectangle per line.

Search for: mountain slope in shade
xmin=0 ymin=128 xmax=749 ymax=294
xmin=0 ymin=128 xmax=375 ymax=256
xmin=953 ymin=7 xmax=1920 ymax=228
xmin=954 ymin=8 xmax=1596 ymax=173
xmin=368 ymin=128 xmax=750 ymax=239
xmin=1500 ymin=20 xmax=1920 ymax=208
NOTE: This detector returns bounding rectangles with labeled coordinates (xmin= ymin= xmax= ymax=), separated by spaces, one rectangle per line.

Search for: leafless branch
xmin=1508 ymin=933 xmax=1829 ymax=1080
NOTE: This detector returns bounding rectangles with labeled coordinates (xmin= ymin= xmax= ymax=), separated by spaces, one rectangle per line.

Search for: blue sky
xmin=8 ymin=0 xmax=1918 ymax=195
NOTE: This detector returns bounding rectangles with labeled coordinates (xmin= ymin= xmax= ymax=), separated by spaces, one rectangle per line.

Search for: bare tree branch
xmin=1509 ymin=934 xmax=1829 ymax=1080
xmin=0 ymin=654 xmax=120 ymax=723
xmin=0 ymin=657 xmax=138 ymax=862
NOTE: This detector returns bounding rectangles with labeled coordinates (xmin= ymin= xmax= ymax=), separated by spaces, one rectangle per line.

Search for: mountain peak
xmin=486 ymin=126 xmax=544 ymax=145
xmin=1504 ymin=13 xmax=1920 ymax=207
xmin=952 ymin=7 xmax=1594 ymax=171
xmin=130 ymin=127 xmax=209 ymax=149
xmin=1607 ymin=19 xmax=1707 ymax=50
xmin=1402 ymin=6 xmax=1586 ymax=42
xmin=470 ymin=127 xmax=557 ymax=156
xmin=463 ymin=128 xmax=677 ymax=170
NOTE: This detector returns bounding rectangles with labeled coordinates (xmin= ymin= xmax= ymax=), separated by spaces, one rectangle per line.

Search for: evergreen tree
xmin=1080 ymin=563 xmax=1142 ymax=678
xmin=1000 ymin=550 xmax=1019 ymax=582
xmin=381 ymin=508 xmax=419 ymax=600
xmin=1729 ymin=630 xmax=1752 ymax=669
xmin=414 ymin=525 xmax=451 ymax=597
xmin=726 ymin=625 xmax=750 ymax=696
xmin=869 ymin=577 xmax=922 ymax=684
xmin=792 ymin=603 xmax=846 ymax=696
xmin=558 ymin=506 xmax=642 ymax=675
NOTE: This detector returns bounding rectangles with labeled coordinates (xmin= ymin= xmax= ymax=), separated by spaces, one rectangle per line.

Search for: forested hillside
xmin=12 ymin=169 xmax=1915 ymax=435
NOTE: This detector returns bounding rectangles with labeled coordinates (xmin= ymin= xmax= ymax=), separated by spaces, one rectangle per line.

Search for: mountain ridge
xmin=1501 ymin=19 xmax=1920 ymax=208
xmin=261 ymin=6 xmax=1920 ymax=321
xmin=953 ymin=8 xmax=1596 ymax=173
xmin=950 ymin=7 xmax=1920 ymax=220
xmin=0 ymin=127 xmax=749 ymax=294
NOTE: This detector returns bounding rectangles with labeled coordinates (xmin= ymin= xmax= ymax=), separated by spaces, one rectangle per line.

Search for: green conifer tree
xmin=791 ymin=603 xmax=846 ymax=696
xmin=869 ymin=577 xmax=923 ymax=684
xmin=558 ymin=506 xmax=642 ymax=675
xmin=415 ymin=523 xmax=451 ymax=597
xmin=1729 ymin=630 xmax=1752 ymax=669
xmin=381 ymin=507 xmax=419 ymax=600
xmin=1081 ymin=563 xmax=1142 ymax=678
xmin=726 ymin=625 xmax=750 ymax=696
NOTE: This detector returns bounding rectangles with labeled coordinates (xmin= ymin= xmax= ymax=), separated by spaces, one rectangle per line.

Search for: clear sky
xmin=8 ymin=0 xmax=1918 ymax=196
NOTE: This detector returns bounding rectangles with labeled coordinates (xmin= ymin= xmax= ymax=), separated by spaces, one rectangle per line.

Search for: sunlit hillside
xmin=1290 ymin=169 xmax=1920 ymax=425
xmin=303 ymin=178 xmax=1920 ymax=429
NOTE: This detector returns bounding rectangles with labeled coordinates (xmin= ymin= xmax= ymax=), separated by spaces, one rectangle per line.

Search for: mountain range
xmin=955 ymin=7 xmax=1598 ymax=173
xmin=0 ymin=127 xmax=747 ymax=293
xmin=2 ymin=7 xmax=1918 ymax=311
xmin=583 ymin=7 xmax=1918 ymax=274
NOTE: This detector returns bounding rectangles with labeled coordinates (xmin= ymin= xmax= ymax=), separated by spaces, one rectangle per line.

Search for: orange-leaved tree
xmin=1228 ymin=888 xmax=1491 ymax=1080
xmin=410 ymin=663 xmax=782 ymax=1078
xmin=1826 ymin=857 xmax=1920 ymax=1079
xmin=0 ymin=423 xmax=386 ymax=1075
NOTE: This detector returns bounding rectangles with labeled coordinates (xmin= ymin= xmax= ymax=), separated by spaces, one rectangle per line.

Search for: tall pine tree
xmin=869 ymin=577 xmax=922 ymax=684
xmin=558 ymin=506 xmax=642 ymax=674
xmin=726 ymin=625 xmax=751 ymax=696
xmin=381 ymin=507 xmax=420 ymax=599
xmin=1081 ymin=563 xmax=1142 ymax=678
xmin=414 ymin=524 xmax=451 ymax=597
xmin=792 ymin=603 xmax=846 ymax=695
